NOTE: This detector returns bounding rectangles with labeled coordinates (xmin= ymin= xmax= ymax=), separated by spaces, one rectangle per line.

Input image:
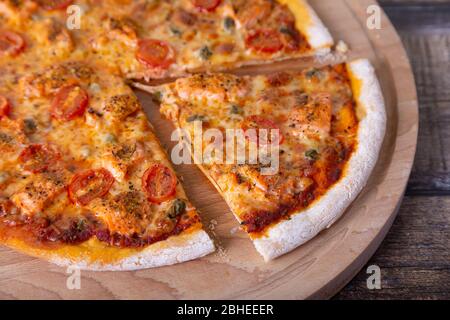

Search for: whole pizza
xmin=0 ymin=0 xmax=386 ymax=270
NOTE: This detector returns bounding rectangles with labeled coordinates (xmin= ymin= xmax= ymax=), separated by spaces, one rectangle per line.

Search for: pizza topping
xmin=199 ymin=45 xmax=213 ymax=60
xmin=23 ymin=118 xmax=37 ymax=135
xmin=305 ymin=149 xmax=319 ymax=161
xmin=19 ymin=144 xmax=60 ymax=173
xmin=0 ymin=30 xmax=25 ymax=56
xmin=167 ymin=199 xmax=187 ymax=219
xmin=136 ymin=39 xmax=175 ymax=70
xmin=246 ymin=29 xmax=284 ymax=54
xmin=36 ymin=0 xmax=73 ymax=11
xmin=51 ymin=85 xmax=89 ymax=121
xmin=234 ymin=1 xmax=272 ymax=29
xmin=192 ymin=0 xmax=222 ymax=12
xmin=214 ymin=42 xmax=235 ymax=55
xmin=11 ymin=169 xmax=70 ymax=216
xmin=68 ymin=169 xmax=115 ymax=206
xmin=0 ymin=96 xmax=11 ymax=119
xmin=103 ymin=94 xmax=140 ymax=119
xmin=142 ymin=164 xmax=177 ymax=204
xmin=287 ymin=93 xmax=332 ymax=138
xmin=267 ymin=72 xmax=292 ymax=87
xmin=223 ymin=17 xmax=235 ymax=32
xmin=173 ymin=9 xmax=197 ymax=26
xmin=242 ymin=115 xmax=284 ymax=146
xmin=38 ymin=218 xmax=94 ymax=244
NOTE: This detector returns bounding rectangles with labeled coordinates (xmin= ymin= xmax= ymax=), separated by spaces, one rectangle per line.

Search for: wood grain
xmin=336 ymin=196 xmax=450 ymax=299
xmin=336 ymin=2 xmax=450 ymax=299
xmin=0 ymin=0 xmax=419 ymax=300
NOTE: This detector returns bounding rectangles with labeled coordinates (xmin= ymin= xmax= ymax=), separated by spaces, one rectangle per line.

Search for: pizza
xmin=138 ymin=60 xmax=386 ymax=260
xmin=0 ymin=0 xmax=386 ymax=269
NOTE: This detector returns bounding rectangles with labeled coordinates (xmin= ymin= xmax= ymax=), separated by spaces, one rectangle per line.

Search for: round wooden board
xmin=0 ymin=0 xmax=418 ymax=300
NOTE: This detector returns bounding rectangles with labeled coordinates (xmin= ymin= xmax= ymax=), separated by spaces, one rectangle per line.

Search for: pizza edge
xmin=3 ymin=226 xmax=215 ymax=271
xmin=252 ymin=59 xmax=387 ymax=261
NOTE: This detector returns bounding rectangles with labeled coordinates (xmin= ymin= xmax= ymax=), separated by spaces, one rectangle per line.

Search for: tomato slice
xmin=136 ymin=39 xmax=175 ymax=70
xmin=51 ymin=85 xmax=89 ymax=121
xmin=0 ymin=30 xmax=25 ymax=56
xmin=36 ymin=0 xmax=73 ymax=10
xmin=142 ymin=164 xmax=177 ymax=204
xmin=242 ymin=115 xmax=284 ymax=146
xmin=245 ymin=29 xmax=284 ymax=54
xmin=68 ymin=169 xmax=115 ymax=206
xmin=0 ymin=95 xmax=11 ymax=119
xmin=192 ymin=0 xmax=222 ymax=12
xmin=19 ymin=144 xmax=61 ymax=173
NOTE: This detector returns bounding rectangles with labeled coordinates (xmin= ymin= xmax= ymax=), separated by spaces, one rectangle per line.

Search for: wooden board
xmin=0 ymin=0 xmax=419 ymax=300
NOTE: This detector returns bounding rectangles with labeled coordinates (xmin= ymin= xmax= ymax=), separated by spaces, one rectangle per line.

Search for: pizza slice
xmin=77 ymin=0 xmax=333 ymax=79
xmin=0 ymin=60 xmax=214 ymax=270
xmin=140 ymin=60 xmax=386 ymax=260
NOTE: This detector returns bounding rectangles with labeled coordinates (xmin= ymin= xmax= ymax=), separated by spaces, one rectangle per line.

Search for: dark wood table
xmin=335 ymin=0 xmax=450 ymax=299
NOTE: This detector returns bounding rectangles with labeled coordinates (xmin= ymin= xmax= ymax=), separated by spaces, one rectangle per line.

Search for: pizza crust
xmin=4 ymin=229 xmax=215 ymax=271
xmin=281 ymin=0 xmax=334 ymax=50
xmin=252 ymin=59 xmax=387 ymax=261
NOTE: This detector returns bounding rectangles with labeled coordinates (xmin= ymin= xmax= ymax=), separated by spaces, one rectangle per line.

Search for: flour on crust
xmin=253 ymin=59 xmax=387 ymax=261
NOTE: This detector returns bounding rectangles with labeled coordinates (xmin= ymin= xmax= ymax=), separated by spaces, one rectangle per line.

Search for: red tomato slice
xmin=68 ymin=169 xmax=115 ymax=206
xmin=245 ymin=29 xmax=284 ymax=54
xmin=136 ymin=39 xmax=175 ymax=70
xmin=142 ymin=164 xmax=177 ymax=204
xmin=36 ymin=0 xmax=73 ymax=10
xmin=51 ymin=85 xmax=88 ymax=121
xmin=192 ymin=0 xmax=222 ymax=12
xmin=0 ymin=30 xmax=25 ymax=56
xmin=0 ymin=95 xmax=11 ymax=119
xmin=19 ymin=144 xmax=61 ymax=173
xmin=242 ymin=115 xmax=284 ymax=146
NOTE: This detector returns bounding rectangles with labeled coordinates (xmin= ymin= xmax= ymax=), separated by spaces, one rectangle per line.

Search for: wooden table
xmin=335 ymin=0 xmax=450 ymax=299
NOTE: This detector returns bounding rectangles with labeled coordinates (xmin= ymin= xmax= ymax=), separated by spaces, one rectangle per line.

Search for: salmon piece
xmin=174 ymin=73 xmax=248 ymax=103
xmin=102 ymin=93 xmax=140 ymax=120
xmin=0 ymin=118 xmax=26 ymax=156
xmin=99 ymin=142 xmax=145 ymax=182
xmin=21 ymin=63 xmax=93 ymax=97
xmin=11 ymin=169 xmax=71 ymax=216
xmin=87 ymin=191 xmax=160 ymax=236
xmin=288 ymin=93 xmax=332 ymax=138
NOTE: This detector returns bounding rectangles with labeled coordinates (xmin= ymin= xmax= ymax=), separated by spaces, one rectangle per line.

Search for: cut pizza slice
xmin=77 ymin=0 xmax=333 ymax=79
xmin=141 ymin=59 xmax=386 ymax=261
xmin=0 ymin=61 xmax=214 ymax=270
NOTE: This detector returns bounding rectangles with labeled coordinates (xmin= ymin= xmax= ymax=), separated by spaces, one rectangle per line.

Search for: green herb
xmin=223 ymin=17 xmax=235 ymax=32
xmin=305 ymin=68 xmax=322 ymax=80
xmin=168 ymin=199 xmax=186 ymax=219
xmin=280 ymin=26 xmax=295 ymax=37
xmin=199 ymin=46 xmax=213 ymax=60
xmin=230 ymin=105 xmax=243 ymax=115
xmin=23 ymin=118 xmax=37 ymax=134
xmin=305 ymin=149 xmax=319 ymax=161
xmin=170 ymin=26 xmax=182 ymax=37
xmin=76 ymin=219 xmax=86 ymax=232
xmin=186 ymin=114 xmax=206 ymax=122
